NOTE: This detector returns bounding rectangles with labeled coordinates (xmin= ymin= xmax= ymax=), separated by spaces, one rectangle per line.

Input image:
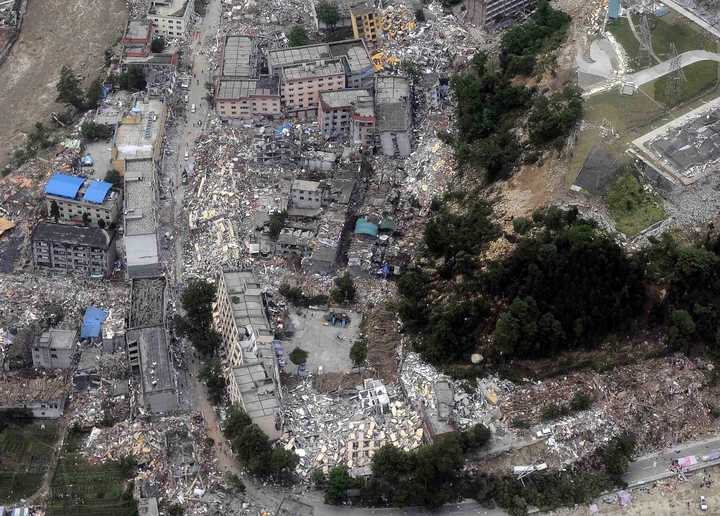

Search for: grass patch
xmin=607 ymin=173 xmax=666 ymax=236
xmin=607 ymin=18 xmax=640 ymax=68
xmin=584 ymin=88 xmax=663 ymax=132
xmin=649 ymin=60 xmax=719 ymax=107
xmin=0 ymin=422 xmax=58 ymax=503
xmin=47 ymin=429 xmax=136 ymax=516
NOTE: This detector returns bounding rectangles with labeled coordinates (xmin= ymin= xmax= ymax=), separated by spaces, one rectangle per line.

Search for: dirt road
xmin=0 ymin=0 xmax=126 ymax=169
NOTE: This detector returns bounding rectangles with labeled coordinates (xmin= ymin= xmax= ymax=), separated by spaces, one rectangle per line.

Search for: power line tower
xmin=638 ymin=13 xmax=654 ymax=68
xmin=665 ymin=42 xmax=687 ymax=105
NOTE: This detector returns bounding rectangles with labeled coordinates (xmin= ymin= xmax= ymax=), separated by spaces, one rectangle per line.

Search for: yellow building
xmin=350 ymin=5 xmax=381 ymax=44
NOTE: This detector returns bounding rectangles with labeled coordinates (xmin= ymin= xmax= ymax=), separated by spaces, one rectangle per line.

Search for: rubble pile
xmin=0 ymin=273 xmax=127 ymax=331
xmin=280 ymin=379 xmax=424 ymax=478
xmin=379 ymin=1 xmax=489 ymax=74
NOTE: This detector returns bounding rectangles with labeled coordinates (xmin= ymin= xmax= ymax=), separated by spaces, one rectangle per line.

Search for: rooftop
xmin=32 ymin=223 xmax=112 ymax=249
xmin=114 ymin=99 xmax=165 ymax=162
xmin=124 ymin=159 xmax=156 ymax=236
xmin=0 ymin=375 xmax=70 ymax=405
xmin=126 ymin=234 xmax=161 ymax=276
xmin=292 ymin=179 xmax=320 ymax=192
xmin=45 ymin=173 xmax=84 ymax=199
xmin=231 ymin=363 xmax=281 ymax=440
xmin=268 ymin=43 xmax=332 ymax=70
xmin=221 ymin=36 xmax=256 ymax=78
xmin=150 ymin=0 xmax=189 ymax=18
xmin=126 ymin=326 xmax=175 ymax=395
xmin=320 ymin=89 xmax=370 ymax=109
xmin=40 ymin=329 xmax=78 ymax=350
xmin=125 ymin=21 xmax=150 ymax=40
xmin=282 ymin=60 xmax=345 ymax=81
xmin=221 ymin=271 xmax=271 ymax=336
xmin=375 ymin=76 xmax=410 ymax=132
xmin=216 ymin=77 xmax=278 ymax=100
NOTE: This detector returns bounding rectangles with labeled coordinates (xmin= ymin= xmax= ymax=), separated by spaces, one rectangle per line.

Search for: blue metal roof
xmin=354 ymin=217 xmax=379 ymax=237
xmin=82 ymin=181 xmax=113 ymax=204
xmin=45 ymin=173 xmax=84 ymax=199
xmin=80 ymin=306 xmax=108 ymax=339
xmin=608 ymin=0 xmax=620 ymax=19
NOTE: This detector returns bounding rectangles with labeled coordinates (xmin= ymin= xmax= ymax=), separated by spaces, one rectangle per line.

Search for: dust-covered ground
xmin=0 ymin=0 xmax=126 ymax=169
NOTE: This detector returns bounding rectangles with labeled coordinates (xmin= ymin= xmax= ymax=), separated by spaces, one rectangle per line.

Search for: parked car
xmin=184 ymin=151 xmax=189 ymax=161
xmin=191 ymin=103 xmax=196 ymax=113
xmin=700 ymin=495 xmax=708 ymax=511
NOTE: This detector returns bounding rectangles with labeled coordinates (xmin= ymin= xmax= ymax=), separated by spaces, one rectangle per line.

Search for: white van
xmin=191 ymin=103 xmax=196 ymax=113
xmin=184 ymin=151 xmax=189 ymax=161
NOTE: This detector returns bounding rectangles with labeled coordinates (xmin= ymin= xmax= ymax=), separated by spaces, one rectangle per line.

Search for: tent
xmin=81 ymin=306 xmax=108 ymax=339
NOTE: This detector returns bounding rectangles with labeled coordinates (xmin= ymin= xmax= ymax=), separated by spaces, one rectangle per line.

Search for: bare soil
xmin=0 ymin=0 xmax=127 ymax=168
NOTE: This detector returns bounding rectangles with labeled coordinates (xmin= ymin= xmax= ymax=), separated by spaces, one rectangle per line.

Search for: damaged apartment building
xmin=148 ymin=0 xmax=195 ymax=39
xmin=468 ymin=0 xmax=536 ymax=28
xmin=112 ymin=97 xmax=167 ymax=279
xmin=121 ymin=20 xmax=179 ymax=75
xmin=31 ymin=223 xmax=117 ymax=278
xmin=126 ymin=277 xmax=178 ymax=415
xmin=215 ymin=36 xmax=374 ymax=120
xmin=213 ymin=270 xmax=282 ymax=439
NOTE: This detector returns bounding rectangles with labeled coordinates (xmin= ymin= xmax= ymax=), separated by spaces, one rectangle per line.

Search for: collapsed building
xmin=213 ymin=270 xmax=282 ymax=438
xmin=318 ymin=89 xmax=375 ymax=148
xmin=0 ymin=374 xmax=70 ymax=418
xmin=147 ymin=0 xmax=194 ymax=39
xmin=468 ymin=0 xmax=536 ymax=29
xmin=32 ymin=328 xmax=78 ymax=369
xmin=121 ymin=20 xmax=180 ymax=75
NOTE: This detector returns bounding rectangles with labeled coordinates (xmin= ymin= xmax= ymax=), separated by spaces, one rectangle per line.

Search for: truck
xmin=701 ymin=451 xmax=720 ymax=462
xmin=672 ymin=455 xmax=698 ymax=468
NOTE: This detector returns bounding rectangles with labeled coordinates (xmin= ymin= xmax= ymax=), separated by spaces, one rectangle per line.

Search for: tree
xmin=224 ymin=405 xmax=253 ymax=440
xmin=289 ymin=347 xmax=308 ymax=366
xmin=50 ymin=200 xmax=60 ymax=221
xmin=56 ymin=66 xmax=85 ymax=110
xmin=325 ymin=466 xmax=356 ymax=504
xmin=85 ymin=78 xmax=104 ymax=110
xmin=177 ymin=279 xmax=220 ymax=355
xmin=528 ymin=87 xmax=584 ymax=147
xmin=316 ymin=0 xmax=340 ymax=29
xmin=151 ymin=36 xmax=166 ymax=53
xmin=330 ymin=272 xmax=356 ymax=304
xmin=287 ymin=25 xmax=310 ymax=47
xmin=118 ymin=65 xmax=146 ymax=91
xmin=270 ymin=447 xmax=299 ymax=480
xmin=268 ymin=210 xmax=287 ymax=240
xmin=459 ymin=423 xmax=491 ymax=452
xmin=667 ymin=309 xmax=696 ymax=352
xmin=81 ymin=122 xmax=114 ymax=141
xmin=105 ymin=169 xmax=123 ymax=188
xmin=200 ymin=358 xmax=226 ymax=405
xmin=349 ymin=338 xmax=367 ymax=366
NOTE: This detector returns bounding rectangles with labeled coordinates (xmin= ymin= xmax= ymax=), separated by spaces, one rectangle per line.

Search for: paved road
xmin=626 ymin=49 xmax=720 ymax=87
xmin=624 ymin=436 xmax=720 ymax=487
xmin=660 ymin=0 xmax=720 ymax=40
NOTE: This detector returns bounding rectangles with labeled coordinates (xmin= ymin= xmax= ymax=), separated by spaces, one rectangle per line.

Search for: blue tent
xmin=82 ymin=181 xmax=112 ymax=204
xmin=45 ymin=173 xmax=85 ymax=199
xmin=354 ymin=217 xmax=379 ymax=238
xmin=81 ymin=306 xmax=108 ymax=339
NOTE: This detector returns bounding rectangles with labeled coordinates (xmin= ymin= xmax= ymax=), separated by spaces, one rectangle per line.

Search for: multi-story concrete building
xmin=44 ymin=173 xmax=121 ymax=227
xmin=350 ymin=4 xmax=381 ymax=44
xmin=31 ymin=223 xmax=116 ymax=278
xmin=111 ymin=98 xmax=166 ymax=173
xmin=215 ymin=36 xmax=281 ymax=119
xmin=123 ymin=21 xmax=152 ymax=58
xmin=32 ymin=329 xmax=78 ymax=369
xmin=290 ymin=180 xmax=322 ymax=209
xmin=124 ymin=159 xmax=162 ymax=279
xmin=127 ymin=326 xmax=177 ymax=415
xmin=267 ymin=40 xmax=373 ymax=118
xmin=148 ymin=0 xmax=194 ymax=39
xmin=471 ymin=0 xmax=536 ymax=28
xmin=122 ymin=20 xmax=180 ymax=72
xmin=375 ymin=75 xmax=412 ymax=157
xmin=227 ymin=362 xmax=281 ymax=440
xmin=318 ymin=89 xmax=374 ymax=147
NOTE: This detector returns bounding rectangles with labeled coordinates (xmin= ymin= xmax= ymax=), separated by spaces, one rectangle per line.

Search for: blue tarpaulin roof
xmin=80 ymin=306 xmax=108 ymax=338
xmin=45 ymin=173 xmax=84 ymax=199
xmin=82 ymin=181 xmax=112 ymax=204
xmin=608 ymin=0 xmax=620 ymax=18
xmin=354 ymin=217 xmax=379 ymax=237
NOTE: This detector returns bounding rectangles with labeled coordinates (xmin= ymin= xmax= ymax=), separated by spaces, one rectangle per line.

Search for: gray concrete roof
xmin=32 ymin=223 xmax=112 ymax=249
xmin=282 ymin=60 xmax=345 ymax=81
xmin=221 ymin=271 xmax=271 ymax=336
xmin=125 ymin=234 xmax=160 ymax=273
xmin=222 ymin=36 xmax=255 ymax=78
xmin=320 ymin=89 xmax=370 ymax=109
xmin=129 ymin=278 xmax=165 ymax=328
xmin=124 ymin=159 xmax=156 ymax=236
xmin=268 ymin=43 xmax=332 ymax=70
xmin=375 ymin=76 xmax=410 ymax=133
xmin=292 ymin=179 xmax=320 ymax=191
xmin=126 ymin=326 xmax=175 ymax=394
xmin=231 ymin=362 xmax=280 ymax=440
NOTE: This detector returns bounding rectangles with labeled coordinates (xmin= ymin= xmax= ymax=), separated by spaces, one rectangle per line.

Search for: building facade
xmin=32 ymin=223 xmax=116 ymax=278
xmin=216 ymin=79 xmax=281 ymax=118
xmin=474 ymin=0 xmax=536 ymax=28
xmin=290 ymin=180 xmax=322 ymax=209
xmin=45 ymin=173 xmax=120 ymax=227
xmin=280 ymin=61 xmax=346 ymax=116
xmin=318 ymin=89 xmax=374 ymax=147
xmin=127 ymin=326 xmax=178 ymax=414
xmin=32 ymin=329 xmax=77 ymax=369
xmin=350 ymin=5 xmax=381 ymax=44
xmin=148 ymin=0 xmax=194 ymax=39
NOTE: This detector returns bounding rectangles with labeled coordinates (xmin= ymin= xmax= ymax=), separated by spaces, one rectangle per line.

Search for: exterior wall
xmin=290 ymin=187 xmax=322 ymax=209
xmin=213 ymin=275 xmax=245 ymax=369
xmin=149 ymin=0 xmax=194 ymax=39
xmin=281 ymin=73 xmax=345 ymax=113
xmin=32 ymin=337 xmax=74 ymax=369
xmin=216 ymin=95 xmax=281 ymax=118
xmin=351 ymin=116 xmax=374 ymax=147
xmin=319 ymin=104 xmax=353 ymax=139
xmin=32 ymin=239 xmax=115 ymax=278
xmin=0 ymin=399 xmax=65 ymax=419
xmin=46 ymin=193 xmax=121 ymax=227
xmin=480 ymin=0 xmax=536 ymax=27
xmin=351 ymin=11 xmax=380 ymax=43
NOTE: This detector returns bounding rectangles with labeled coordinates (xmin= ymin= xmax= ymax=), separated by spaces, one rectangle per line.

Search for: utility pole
xmin=664 ymin=42 xmax=687 ymax=105
xmin=638 ymin=13 xmax=654 ymax=69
